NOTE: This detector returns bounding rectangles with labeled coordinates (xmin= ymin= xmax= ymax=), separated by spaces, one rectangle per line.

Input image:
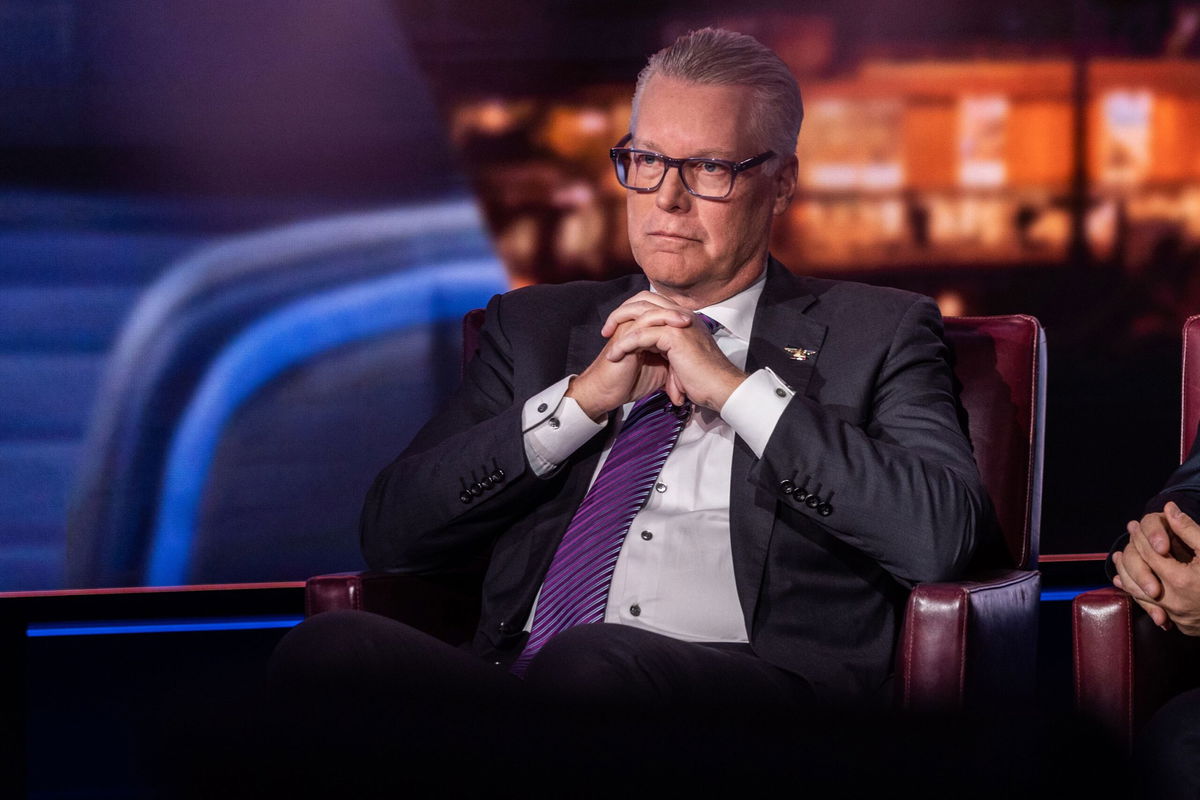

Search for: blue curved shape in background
xmin=67 ymin=198 xmax=497 ymax=587
xmin=145 ymin=259 xmax=506 ymax=585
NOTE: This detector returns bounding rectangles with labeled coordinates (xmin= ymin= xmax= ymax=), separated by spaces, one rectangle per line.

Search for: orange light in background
xmin=958 ymin=96 xmax=1008 ymax=188
xmin=1099 ymin=89 xmax=1153 ymax=187
xmin=936 ymin=290 xmax=967 ymax=318
xmin=449 ymin=48 xmax=1200 ymax=282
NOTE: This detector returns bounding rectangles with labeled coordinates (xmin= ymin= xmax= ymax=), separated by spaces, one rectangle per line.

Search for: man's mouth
xmin=649 ymin=230 xmax=699 ymax=241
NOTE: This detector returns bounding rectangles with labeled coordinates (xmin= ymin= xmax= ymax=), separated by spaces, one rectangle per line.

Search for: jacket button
xmin=806 ymin=494 xmax=821 ymax=508
xmin=818 ymin=502 xmax=833 ymax=516
xmin=459 ymin=491 xmax=472 ymax=504
xmin=794 ymin=489 xmax=809 ymax=502
xmin=537 ymin=403 xmax=548 ymax=413
xmin=470 ymin=483 xmax=484 ymax=496
xmin=482 ymin=476 xmax=494 ymax=489
xmin=498 ymin=621 xmax=512 ymax=633
xmin=779 ymin=480 xmax=796 ymax=495
xmin=491 ymin=469 xmax=505 ymax=483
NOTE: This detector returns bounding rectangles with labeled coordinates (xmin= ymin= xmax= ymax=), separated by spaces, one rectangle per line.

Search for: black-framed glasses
xmin=609 ymin=133 xmax=775 ymax=200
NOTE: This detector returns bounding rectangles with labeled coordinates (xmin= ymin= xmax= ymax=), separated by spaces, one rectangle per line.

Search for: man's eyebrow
xmin=633 ymin=139 xmax=736 ymax=159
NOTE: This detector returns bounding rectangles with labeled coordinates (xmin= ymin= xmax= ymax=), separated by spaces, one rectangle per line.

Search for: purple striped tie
xmin=509 ymin=313 xmax=718 ymax=676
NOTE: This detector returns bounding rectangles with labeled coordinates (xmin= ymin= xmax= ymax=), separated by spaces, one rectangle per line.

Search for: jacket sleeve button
xmin=805 ymin=494 xmax=821 ymax=508
xmin=470 ymin=483 xmax=484 ymax=496
xmin=491 ymin=469 xmax=505 ymax=483
xmin=794 ymin=489 xmax=809 ymax=502
xmin=459 ymin=491 xmax=473 ymax=504
xmin=818 ymin=502 xmax=833 ymax=516
xmin=779 ymin=480 xmax=796 ymax=495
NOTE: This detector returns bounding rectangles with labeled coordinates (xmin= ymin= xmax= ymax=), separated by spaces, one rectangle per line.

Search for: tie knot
xmin=695 ymin=312 xmax=720 ymax=334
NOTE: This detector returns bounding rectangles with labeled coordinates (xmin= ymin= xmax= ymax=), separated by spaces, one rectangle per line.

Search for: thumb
xmin=1167 ymin=502 xmax=1200 ymax=553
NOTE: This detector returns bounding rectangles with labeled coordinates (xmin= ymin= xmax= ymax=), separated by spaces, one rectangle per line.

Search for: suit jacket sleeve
xmin=748 ymin=296 xmax=988 ymax=584
xmin=359 ymin=290 xmax=564 ymax=572
xmin=1105 ymin=422 xmax=1200 ymax=578
xmin=1146 ymin=422 xmax=1200 ymax=520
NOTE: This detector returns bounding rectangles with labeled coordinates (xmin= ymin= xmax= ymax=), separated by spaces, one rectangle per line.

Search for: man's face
xmin=626 ymin=75 xmax=794 ymax=305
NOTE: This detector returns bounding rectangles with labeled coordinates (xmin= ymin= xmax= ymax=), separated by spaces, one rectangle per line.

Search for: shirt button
xmin=655 ymin=482 xmax=667 ymax=493
xmin=548 ymin=417 xmax=560 ymax=429
xmin=775 ymin=388 xmax=787 ymax=398
xmin=537 ymin=403 xmax=548 ymax=413
xmin=629 ymin=603 xmax=641 ymax=617
xmin=640 ymin=530 xmax=653 ymax=541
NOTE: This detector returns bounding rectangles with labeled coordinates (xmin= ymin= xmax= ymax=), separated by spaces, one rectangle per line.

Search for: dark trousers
xmin=1137 ymin=687 xmax=1200 ymax=799
xmin=248 ymin=611 xmax=1122 ymax=798
xmin=259 ymin=611 xmax=814 ymax=796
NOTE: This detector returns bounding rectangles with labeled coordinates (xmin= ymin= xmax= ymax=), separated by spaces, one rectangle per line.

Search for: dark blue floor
xmin=18 ymin=594 xmax=1108 ymax=797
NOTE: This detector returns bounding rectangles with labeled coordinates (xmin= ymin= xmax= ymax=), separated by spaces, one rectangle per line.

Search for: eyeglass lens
xmin=615 ymin=151 xmax=734 ymax=198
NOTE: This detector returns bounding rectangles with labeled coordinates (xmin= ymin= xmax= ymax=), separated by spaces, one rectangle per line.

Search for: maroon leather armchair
xmin=309 ymin=311 xmax=1046 ymax=712
xmin=1074 ymin=314 xmax=1200 ymax=749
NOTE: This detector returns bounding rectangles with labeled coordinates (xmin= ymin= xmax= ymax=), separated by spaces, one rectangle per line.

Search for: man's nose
xmin=655 ymin=166 xmax=692 ymax=212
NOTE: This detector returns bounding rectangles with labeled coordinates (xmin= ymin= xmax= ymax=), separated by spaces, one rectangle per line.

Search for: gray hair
xmin=630 ymin=28 xmax=803 ymax=173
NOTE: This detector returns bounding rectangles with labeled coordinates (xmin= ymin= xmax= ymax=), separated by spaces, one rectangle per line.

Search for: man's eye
xmin=638 ymin=154 xmax=659 ymax=166
xmin=699 ymin=161 xmax=721 ymax=173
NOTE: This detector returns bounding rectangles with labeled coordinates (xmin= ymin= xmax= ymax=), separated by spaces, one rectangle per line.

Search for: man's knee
xmin=524 ymin=623 xmax=662 ymax=703
xmin=270 ymin=610 xmax=399 ymax=683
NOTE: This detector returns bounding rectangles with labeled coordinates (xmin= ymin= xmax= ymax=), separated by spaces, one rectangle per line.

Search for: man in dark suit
xmin=352 ymin=27 xmax=988 ymax=705
xmin=1107 ymin=424 xmax=1200 ymax=799
xmin=268 ymin=31 xmax=988 ymax=792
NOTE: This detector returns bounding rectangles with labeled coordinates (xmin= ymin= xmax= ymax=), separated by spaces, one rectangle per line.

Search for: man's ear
xmin=772 ymin=154 xmax=798 ymax=216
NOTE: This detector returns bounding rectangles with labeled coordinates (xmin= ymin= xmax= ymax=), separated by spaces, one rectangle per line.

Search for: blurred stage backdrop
xmin=1 ymin=0 xmax=1198 ymax=590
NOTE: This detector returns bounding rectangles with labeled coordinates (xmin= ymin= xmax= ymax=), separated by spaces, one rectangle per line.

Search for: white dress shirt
xmin=519 ymin=270 xmax=795 ymax=642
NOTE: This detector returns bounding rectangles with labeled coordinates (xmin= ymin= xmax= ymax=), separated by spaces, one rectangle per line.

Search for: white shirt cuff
xmin=720 ymin=366 xmax=794 ymax=458
xmin=522 ymin=376 xmax=607 ymax=477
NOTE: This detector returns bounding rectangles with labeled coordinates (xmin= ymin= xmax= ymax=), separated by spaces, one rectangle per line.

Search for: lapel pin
xmin=784 ymin=347 xmax=818 ymax=362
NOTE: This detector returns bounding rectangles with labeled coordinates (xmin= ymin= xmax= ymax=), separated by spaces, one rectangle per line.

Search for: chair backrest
xmin=1184 ymin=314 xmax=1200 ymax=460
xmin=944 ymin=316 xmax=1045 ymax=570
xmin=461 ymin=311 xmax=1046 ymax=571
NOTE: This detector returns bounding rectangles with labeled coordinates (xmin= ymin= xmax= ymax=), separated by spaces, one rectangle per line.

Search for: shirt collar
xmin=697 ymin=267 xmax=765 ymax=343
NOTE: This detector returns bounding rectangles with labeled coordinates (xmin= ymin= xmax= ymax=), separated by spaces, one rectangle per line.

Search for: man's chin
xmin=637 ymin=254 xmax=708 ymax=291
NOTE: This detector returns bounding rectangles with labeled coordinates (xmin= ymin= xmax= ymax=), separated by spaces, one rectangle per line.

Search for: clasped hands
xmin=1112 ymin=501 xmax=1200 ymax=634
xmin=566 ymin=291 xmax=747 ymax=421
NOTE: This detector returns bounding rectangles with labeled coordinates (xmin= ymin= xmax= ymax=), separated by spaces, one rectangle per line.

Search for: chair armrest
xmin=306 ymin=570 xmax=483 ymax=645
xmin=1073 ymin=587 xmax=1200 ymax=751
xmin=895 ymin=569 xmax=1041 ymax=713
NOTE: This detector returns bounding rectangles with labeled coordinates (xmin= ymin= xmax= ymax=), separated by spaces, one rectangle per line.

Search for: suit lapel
xmin=565 ymin=274 xmax=647 ymax=376
xmin=730 ymin=258 xmax=827 ymax=632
